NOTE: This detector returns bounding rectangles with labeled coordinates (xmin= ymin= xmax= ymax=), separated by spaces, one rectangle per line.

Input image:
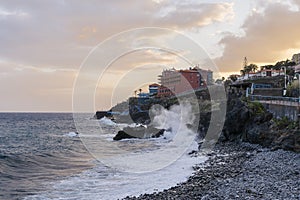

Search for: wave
xmin=99 ymin=117 xmax=117 ymax=126
xmin=64 ymin=132 xmax=79 ymax=137
xmin=0 ymin=150 xmax=93 ymax=200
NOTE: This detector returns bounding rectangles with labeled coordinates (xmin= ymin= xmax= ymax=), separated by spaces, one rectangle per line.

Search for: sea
xmin=0 ymin=109 xmax=206 ymax=200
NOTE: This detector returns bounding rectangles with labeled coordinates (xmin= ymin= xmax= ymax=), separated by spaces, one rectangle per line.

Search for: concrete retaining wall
xmin=261 ymin=103 xmax=299 ymax=121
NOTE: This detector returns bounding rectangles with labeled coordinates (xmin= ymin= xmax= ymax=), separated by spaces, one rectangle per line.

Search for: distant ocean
xmin=0 ymin=112 xmax=206 ymax=200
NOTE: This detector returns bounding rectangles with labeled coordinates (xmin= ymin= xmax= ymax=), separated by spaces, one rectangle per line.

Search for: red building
xmin=157 ymin=67 xmax=213 ymax=97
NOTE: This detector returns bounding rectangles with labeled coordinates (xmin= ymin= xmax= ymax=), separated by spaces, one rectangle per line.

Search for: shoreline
xmin=124 ymin=141 xmax=300 ymax=200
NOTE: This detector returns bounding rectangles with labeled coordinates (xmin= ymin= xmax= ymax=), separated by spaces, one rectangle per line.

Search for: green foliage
xmin=273 ymin=116 xmax=298 ymax=130
xmin=287 ymin=80 xmax=299 ymax=97
xmin=243 ymin=63 xmax=258 ymax=74
xmin=229 ymin=74 xmax=238 ymax=82
xmin=274 ymin=59 xmax=296 ymax=70
xmin=247 ymin=101 xmax=265 ymax=115
xmin=260 ymin=64 xmax=274 ymax=70
xmin=240 ymin=69 xmax=245 ymax=76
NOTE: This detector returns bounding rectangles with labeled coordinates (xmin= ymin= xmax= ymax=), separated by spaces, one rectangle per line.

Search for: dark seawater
xmin=0 ymin=113 xmax=92 ymax=200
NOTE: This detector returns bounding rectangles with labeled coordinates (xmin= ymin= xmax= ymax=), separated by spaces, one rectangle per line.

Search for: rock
xmin=94 ymin=111 xmax=113 ymax=119
xmin=113 ymin=130 xmax=137 ymax=141
xmin=221 ymin=97 xmax=250 ymax=141
xmin=113 ymin=125 xmax=165 ymax=140
xmin=220 ymin=95 xmax=299 ymax=153
xmin=130 ymin=112 xmax=151 ymax=124
xmin=273 ymin=130 xmax=300 ymax=152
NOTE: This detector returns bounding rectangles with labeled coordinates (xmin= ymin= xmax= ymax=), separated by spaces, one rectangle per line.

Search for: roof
xmin=149 ymin=83 xmax=160 ymax=87
xmin=178 ymin=69 xmax=198 ymax=73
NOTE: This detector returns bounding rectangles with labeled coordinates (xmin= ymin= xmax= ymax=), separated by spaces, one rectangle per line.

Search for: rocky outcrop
xmin=94 ymin=111 xmax=113 ymax=119
xmin=272 ymin=129 xmax=300 ymax=152
xmin=129 ymin=111 xmax=150 ymax=125
xmin=221 ymin=95 xmax=300 ymax=152
xmin=113 ymin=125 xmax=165 ymax=141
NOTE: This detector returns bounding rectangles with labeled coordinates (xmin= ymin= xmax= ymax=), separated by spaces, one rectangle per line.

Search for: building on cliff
xmin=237 ymin=69 xmax=284 ymax=81
xmin=148 ymin=83 xmax=159 ymax=97
xmin=157 ymin=67 xmax=213 ymax=97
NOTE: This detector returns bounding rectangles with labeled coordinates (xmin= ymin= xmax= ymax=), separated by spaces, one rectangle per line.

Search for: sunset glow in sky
xmin=1 ymin=0 xmax=300 ymax=111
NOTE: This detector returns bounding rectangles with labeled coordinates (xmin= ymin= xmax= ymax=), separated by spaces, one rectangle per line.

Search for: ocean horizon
xmin=0 ymin=111 xmax=204 ymax=200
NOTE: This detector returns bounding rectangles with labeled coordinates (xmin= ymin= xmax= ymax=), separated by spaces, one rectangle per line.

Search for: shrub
xmin=247 ymin=101 xmax=265 ymax=115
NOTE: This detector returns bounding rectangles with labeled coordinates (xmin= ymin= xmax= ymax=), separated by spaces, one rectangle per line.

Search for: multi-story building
xmin=157 ymin=67 xmax=213 ymax=97
xmin=148 ymin=83 xmax=159 ymax=96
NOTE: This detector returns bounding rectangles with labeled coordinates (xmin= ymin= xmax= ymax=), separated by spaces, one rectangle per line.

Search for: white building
xmin=237 ymin=69 xmax=283 ymax=81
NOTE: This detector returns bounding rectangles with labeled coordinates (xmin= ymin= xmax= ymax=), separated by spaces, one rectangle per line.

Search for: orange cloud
xmin=215 ymin=2 xmax=300 ymax=72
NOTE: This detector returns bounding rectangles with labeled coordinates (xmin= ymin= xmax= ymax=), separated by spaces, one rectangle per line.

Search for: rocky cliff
xmin=221 ymin=95 xmax=300 ymax=152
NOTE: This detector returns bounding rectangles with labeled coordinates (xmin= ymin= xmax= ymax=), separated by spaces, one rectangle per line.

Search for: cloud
xmin=156 ymin=2 xmax=234 ymax=28
xmin=291 ymin=0 xmax=300 ymax=7
xmin=0 ymin=1 xmax=233 ymax=111
xmin=0 ymin=1 xmax=233 ymax=69
xmin=215 ymin=2 xmax=300 ymax=72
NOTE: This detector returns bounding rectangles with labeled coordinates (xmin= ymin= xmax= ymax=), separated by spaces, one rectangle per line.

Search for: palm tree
xmin=134 ymin=90 xmax=137 ymax=97
xmin=248 ymin=64 xmax=258 ymax=72
xmin=240 ymin=69 xmax=245 ymax=76
xmin=139 ymin=88 xmax=142 ymax=94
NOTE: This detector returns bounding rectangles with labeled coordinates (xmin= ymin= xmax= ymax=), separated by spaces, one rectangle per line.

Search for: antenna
xmin=244 ymin=57 xmax=248 ymax=68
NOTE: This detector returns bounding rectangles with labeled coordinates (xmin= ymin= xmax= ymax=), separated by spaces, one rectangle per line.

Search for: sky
xmin=1 ymin=0 xmax=300 ymax=112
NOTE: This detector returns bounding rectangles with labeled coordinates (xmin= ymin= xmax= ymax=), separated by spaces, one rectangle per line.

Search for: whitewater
xmin=0 ymin=104 xmax=206 ymax=200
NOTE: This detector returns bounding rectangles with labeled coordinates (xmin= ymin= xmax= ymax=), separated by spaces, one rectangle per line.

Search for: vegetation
xmin=247 ymin=101 xmax=265 ymax=115
xmin=240 ymin=59 xmax=296 ymax=77
xmin=228 ymin=74 xmax=238 ymax=82
xmin=273 ymin=116 xmax=298 ymax=130
xmin=287 ymin=80 xmax=299 ymax=97
xmin=240 ymin=63 xmax=258 ymax=76
xmin=259 ymin=59 xmax=296 ymax=76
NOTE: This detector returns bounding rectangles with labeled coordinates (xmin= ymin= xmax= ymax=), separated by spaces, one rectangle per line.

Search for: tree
xmin=248 ymin=64 xmax=258 ymax=72
xmin=229 ymin=74 xmax=238 ymax=82
xmin=139 ymin=88 xmax=142 ymax=94
xmin=134 ymin=90 xmax=137 ymax=97
xmin=260 ymin=65 xmax=273 ymax=70
xmin=240 ymin=69 xmax=245 ymax=76
xmin=241 ymin=63 xmax=258 ymax=77
xmin=274 ymin=60 xmax=286 ymax=70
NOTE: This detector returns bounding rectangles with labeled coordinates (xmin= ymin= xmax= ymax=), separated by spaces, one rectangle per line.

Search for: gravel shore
xmin=124 ymin=142 xmax=300 ymax=200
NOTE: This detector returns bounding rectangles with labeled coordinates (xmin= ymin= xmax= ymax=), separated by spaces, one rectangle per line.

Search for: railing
xmin=249 ymin=95 xmax=300 ymax=103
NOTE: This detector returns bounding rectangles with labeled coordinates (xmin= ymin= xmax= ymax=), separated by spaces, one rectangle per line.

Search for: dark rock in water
xmin=94 ymin=111 xmax=113 ymax=119
xmin=113 ymin=130 xmax=137 ymax=141
xmin=113 ymin=125 xmax=165 ymax=141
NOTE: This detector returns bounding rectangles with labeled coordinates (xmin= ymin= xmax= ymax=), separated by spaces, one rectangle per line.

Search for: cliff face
xmin=107 ymin=90 xmax=299 ymax=152
xmin=221 ymin=96 xmax=300 ymax=152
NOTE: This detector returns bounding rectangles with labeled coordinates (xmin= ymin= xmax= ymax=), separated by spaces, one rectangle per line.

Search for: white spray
xmin=150 ymin=102 xmax=196 ymax=140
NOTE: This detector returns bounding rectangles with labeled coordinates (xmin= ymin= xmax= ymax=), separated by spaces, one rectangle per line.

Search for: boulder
xmin=94 ymin=111 xmax=113 ymax=119
xmin=113 ymin=130 xmax=137 ymax=141
xmin=113 ymin=125 xmax=165 ymax=141
xmin=273 ymin=130 xmax=300 ymax=152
